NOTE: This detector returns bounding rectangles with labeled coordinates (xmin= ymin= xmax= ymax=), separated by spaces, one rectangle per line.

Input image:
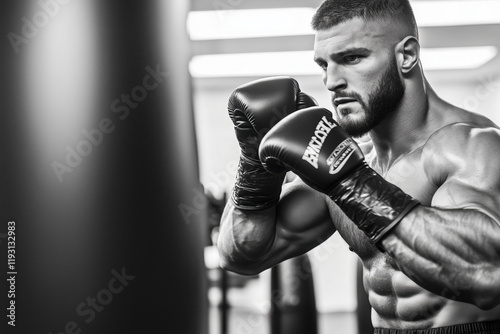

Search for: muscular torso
xmin=327 ymin=112 xmax=500 ymax=328
xmin=221 ymin=97 xmax=500 ymax=328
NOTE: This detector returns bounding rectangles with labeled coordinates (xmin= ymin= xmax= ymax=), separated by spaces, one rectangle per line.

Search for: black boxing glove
xmin=229 ymin=77 xmax=317 ymax=210
xmin=259 ymin=107 xmax=420 ymax=248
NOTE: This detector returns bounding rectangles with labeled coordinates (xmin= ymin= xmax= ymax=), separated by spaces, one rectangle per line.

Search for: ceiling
xmin=189 ymin=0 xmax=500 ymax=82
xmin=188 ymin=0 xmax=500 ymax=199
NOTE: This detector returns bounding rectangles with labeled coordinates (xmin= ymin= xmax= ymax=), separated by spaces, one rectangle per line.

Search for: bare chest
xmin=373 ymin=150 xmax=437 ymax=206
xmin=333 ymin=148 xmax=437 ymax=259
xmin=331 ymin=144 xmax=500 ymax=326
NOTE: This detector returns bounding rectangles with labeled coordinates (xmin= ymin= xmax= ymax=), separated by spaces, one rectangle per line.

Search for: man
xmin=217 ymin=0 xmax=500 ymax=332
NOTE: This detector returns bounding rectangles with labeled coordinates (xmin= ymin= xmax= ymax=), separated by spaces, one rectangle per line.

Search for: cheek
xmin=360 ymin=67 xmax=382 ymax=88
xmin=360 ymin=67 xmax=387 ymax=97
xmin=351 ymin=80 xmax=373 ymax=106
xmin=359 ymin=57 xmax=386 ymax=81
xmin=347 ymin=65 xmax=379 ymax=93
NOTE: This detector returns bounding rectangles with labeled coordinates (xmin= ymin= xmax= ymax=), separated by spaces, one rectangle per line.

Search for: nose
xmin=323 ymin=65 xmax=347 ymax=92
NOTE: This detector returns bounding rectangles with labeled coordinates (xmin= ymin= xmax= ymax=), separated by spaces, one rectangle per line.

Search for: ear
xmin=395 ymin=36 xmax=420 ymax=74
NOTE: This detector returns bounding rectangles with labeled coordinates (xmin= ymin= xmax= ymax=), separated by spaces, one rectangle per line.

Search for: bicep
xmin=218 ymin=177 xmax=335 ymax=274
xmin=252 ymin=178 xmax=336 ymax=271
xmin=271 ymin=178 xmax=334 ymax=250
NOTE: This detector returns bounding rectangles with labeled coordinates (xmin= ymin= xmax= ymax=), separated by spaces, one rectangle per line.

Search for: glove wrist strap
xmin=328 ymin=163 xmax=420 ymax=249
xmin=231 ymin=154 xmax=285 ymax=211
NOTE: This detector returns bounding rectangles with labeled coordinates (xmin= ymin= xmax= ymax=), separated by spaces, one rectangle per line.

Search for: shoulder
xmin=422 ymin=121 xmax=500 ymax=187
xmin=422 ymin=121 xmax=500 ymax=222
xmin=280 ymin=176 xmax=330 ymax=216
xmin=423 ymin=121 xmax=500 ymax=159
xmin=424 ymin=122 xmax=500 ymax=152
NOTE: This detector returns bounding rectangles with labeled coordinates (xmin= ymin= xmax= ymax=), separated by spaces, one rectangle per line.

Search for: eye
xmin=344 ymin=55 xmax=362 ymax=64
xmin=316 ymin=61 xmax=327 ymax=71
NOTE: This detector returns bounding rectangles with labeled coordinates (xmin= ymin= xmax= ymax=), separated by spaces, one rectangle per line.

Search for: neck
xmin=368 ymin=75 xmax=434 ymax=171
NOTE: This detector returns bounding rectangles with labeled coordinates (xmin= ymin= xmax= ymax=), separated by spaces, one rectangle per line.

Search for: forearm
xmin=381 ymin=206 xmax=500 ymax=309
xmin=218 ymin=202 xmax=277 ymax=273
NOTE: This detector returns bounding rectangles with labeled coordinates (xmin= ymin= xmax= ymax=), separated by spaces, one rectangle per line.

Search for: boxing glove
xmin=259 ymin=107 xmax=420 ymax=247
xmin=228 ymin=77 xmax=317 ymax=210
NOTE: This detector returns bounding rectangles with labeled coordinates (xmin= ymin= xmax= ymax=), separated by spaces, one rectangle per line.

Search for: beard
xmin=335 ymin=55 xmax=405 ymax=138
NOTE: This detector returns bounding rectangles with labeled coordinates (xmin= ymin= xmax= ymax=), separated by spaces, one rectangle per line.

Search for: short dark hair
xmin=311 ymin=0 xmax=418 ymax=38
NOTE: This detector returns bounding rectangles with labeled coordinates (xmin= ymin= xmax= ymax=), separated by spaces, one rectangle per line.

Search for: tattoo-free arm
xmin=382 ymin=206 xmax=500 ymax=309
xmin=381 ymin=124 xmax=500 ymax=309
xmin=218 ymin=178 xmax=336 ymax=275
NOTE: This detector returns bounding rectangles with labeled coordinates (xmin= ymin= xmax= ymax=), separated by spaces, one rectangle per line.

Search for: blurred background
xmin=0 ymin=0 xmax=499 ymax=333
xmin=191 ymin=1 xmax=500 ymax=333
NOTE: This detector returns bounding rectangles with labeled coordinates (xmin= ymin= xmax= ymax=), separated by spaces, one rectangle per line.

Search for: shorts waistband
xmin=373 ymin=319 xmax=500 ymax=334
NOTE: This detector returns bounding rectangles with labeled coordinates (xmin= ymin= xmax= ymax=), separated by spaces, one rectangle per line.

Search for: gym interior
xmin=1 ymin=1 xmax=499 ymax=333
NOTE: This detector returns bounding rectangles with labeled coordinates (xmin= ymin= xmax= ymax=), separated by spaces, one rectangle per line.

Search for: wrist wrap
xmin=328 ymin=163 xmax=420 ymax=247
xmin=231 ymin=154 xmax=285 ymax=211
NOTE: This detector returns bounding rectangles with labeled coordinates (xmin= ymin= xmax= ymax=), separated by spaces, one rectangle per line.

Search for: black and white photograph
xmin=1 ymin=1 xmax=500 ymax=333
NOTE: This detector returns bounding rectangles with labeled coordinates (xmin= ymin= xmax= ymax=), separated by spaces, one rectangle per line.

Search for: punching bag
xmin=1 ymin=1 xmax=206 ymax=333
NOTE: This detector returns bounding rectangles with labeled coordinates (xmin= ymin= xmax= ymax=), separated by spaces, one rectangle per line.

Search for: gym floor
xmin=209 ymin=306 xmax=357 ymax=334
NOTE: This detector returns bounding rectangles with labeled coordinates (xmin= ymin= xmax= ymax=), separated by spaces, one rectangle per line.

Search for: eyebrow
xmin=314 ymin=47 xmax=371 ymax=63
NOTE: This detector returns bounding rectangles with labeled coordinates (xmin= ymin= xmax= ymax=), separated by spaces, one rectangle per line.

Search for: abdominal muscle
xmin=364 ymin=253 xmax=500 ymax=329
xmin=346 ymin=139 xmax=500 ymax=328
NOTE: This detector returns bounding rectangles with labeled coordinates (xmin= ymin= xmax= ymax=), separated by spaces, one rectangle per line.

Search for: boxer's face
xmin=314 ymin=17 xmax=405 ymax=137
